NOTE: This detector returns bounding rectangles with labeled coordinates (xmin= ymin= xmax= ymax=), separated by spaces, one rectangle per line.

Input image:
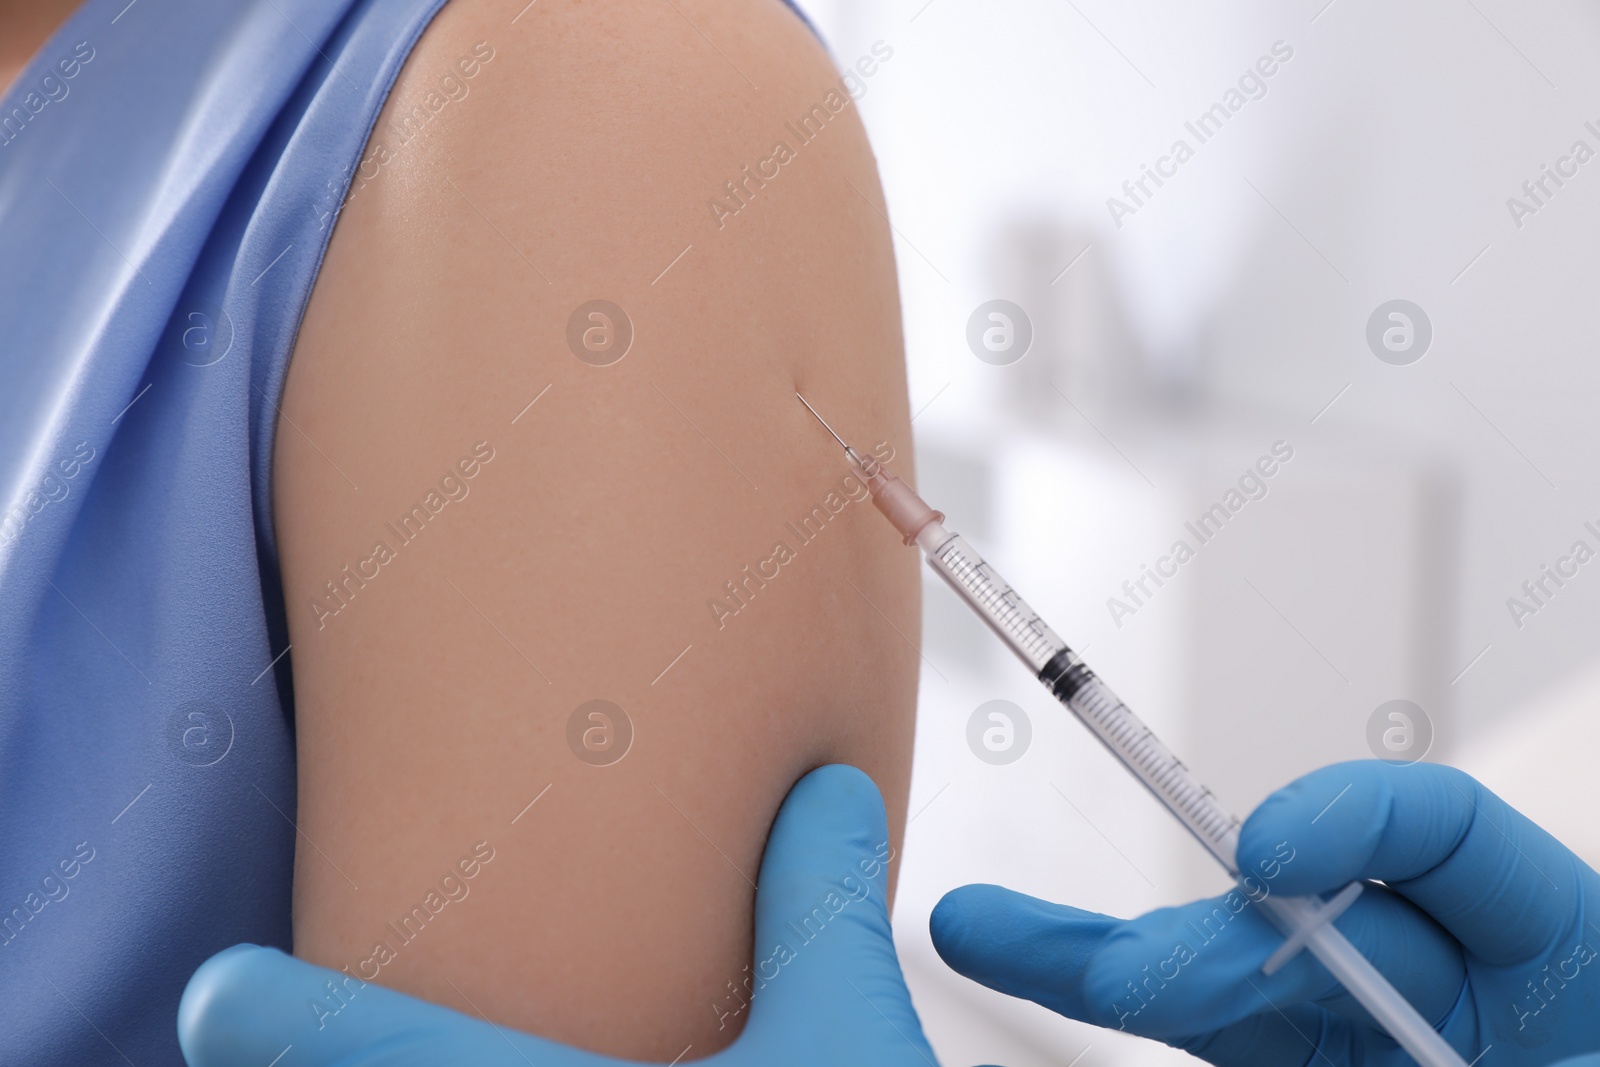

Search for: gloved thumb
xmin=178 ymin=943 xmax=625 ymax=1066
xmin=177 ymin=942 xmax=550 ymax=1067
xmin=732 ymin=764 xmax=938 ymax=1064
xmin=930 ymin=883 xmax=1120 ymax=1025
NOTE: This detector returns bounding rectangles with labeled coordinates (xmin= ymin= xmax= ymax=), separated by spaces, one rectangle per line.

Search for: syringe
xmin=797 ymin=394 xmax=1468 ymax=1067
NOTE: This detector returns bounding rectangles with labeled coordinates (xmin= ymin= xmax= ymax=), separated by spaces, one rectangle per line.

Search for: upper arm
xmin=273 ymin=0 xmax=918 ymax=1058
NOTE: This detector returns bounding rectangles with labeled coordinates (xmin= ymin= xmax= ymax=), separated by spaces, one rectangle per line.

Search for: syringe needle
xmin=795 ymin=392 xmax=851 ymax=451
xmin=796 ymin=392 xmax=878 ymax=473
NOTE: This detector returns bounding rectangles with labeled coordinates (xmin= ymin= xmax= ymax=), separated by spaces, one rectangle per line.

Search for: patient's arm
xmin=272 ymin=0 xmax=918 ymax=1059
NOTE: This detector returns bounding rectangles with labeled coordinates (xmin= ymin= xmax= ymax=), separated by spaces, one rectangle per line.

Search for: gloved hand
xmin=179 ymin=765 xmax=937 ymax=1066
xmin=931 ymin=760 xmax=1600 ymax=1066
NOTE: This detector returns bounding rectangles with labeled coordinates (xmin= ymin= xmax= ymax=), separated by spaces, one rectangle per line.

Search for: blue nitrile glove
xmin=931 ymin=760 xmax=1600 ymax=1065
xmin=179 ymin=764 xmax=937 ymax=1066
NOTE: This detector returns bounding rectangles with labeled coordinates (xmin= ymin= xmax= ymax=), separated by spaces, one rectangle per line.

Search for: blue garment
xmin=0 ymin=1 xmax=449 ymax=1062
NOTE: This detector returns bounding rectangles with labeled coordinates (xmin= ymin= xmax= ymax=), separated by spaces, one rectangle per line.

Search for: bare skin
xmin=274 ymin=0 xmax=919 ymax=1061
xmin=0 ymin=0 xmax=82 ymax=97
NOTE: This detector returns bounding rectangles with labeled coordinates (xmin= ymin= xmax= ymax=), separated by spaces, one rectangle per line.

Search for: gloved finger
xmin=1236 ymin=761 xmax=1599 ymax=964
xmin=929 ymin=885 xmax=1355 ymax=1066
xmin=929 ymin=883 xmax=1120 ymax=1021
xmin=733 ymin=764 xmax=938 ymax=1065
xmin=1173 ymin=1002 xmax=1356 ymax=1067
xmin=1079 ymin=880 xmax=1464 ymax=1043
xmin=177 ymin=944 xmax=614 ymax=1067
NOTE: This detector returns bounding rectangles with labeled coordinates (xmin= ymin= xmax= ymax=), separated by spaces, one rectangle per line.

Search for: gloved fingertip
xmin=177 ymin=944 xmax=287 ymax=1064
xmin=929 ymin=883 xmax=1120 ymax=1023
xmin=929 ymin=884 xmax=1011 ymax=971
xmin=751 ymin=765 xmax=901 ymax=980
xmin=777 ymin=764 xmax=886 ymax=848
xmin=793 ymin=762 xmax=879 ymax=802
xmin=1236 ymin=761 xmax=1391 ymax=894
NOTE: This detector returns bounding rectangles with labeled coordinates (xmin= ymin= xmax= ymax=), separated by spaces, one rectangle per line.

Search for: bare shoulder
xmin=275 ymin=0 xmax=917 ymax=1058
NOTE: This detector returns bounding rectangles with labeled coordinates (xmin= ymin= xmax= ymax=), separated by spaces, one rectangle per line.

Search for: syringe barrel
xmin=1046 ymin=663 xmax=1243 ymax=873
xmin=913 ymin=520 xmax=1243 ymax=872
xmin=914 ymin=523 xmax=1069 ymax=673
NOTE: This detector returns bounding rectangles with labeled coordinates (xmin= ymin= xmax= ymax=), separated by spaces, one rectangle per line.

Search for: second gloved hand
xmin=930 ymin=760 xmax=1600 ymax=1066
xmin=178 ymin=764 xmax=937 ymax=1066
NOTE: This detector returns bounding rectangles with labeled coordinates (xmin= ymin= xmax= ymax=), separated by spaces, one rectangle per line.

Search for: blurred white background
xmin=787 ymin=1 xmax=1600 ymax=1063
